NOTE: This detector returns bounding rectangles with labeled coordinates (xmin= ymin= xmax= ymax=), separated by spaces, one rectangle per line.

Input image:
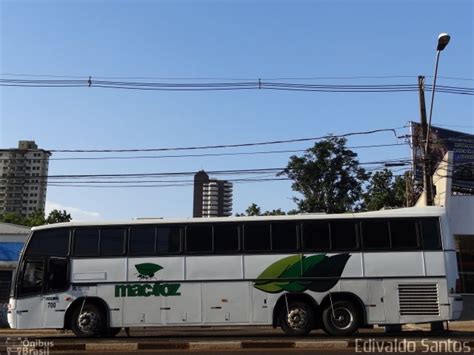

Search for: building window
xmin=456 ymin=236 xmax=474 ymax=294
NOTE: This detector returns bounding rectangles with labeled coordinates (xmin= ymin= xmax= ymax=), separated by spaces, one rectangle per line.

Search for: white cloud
xmin=45 ymin=201 xmax=102 ymax=221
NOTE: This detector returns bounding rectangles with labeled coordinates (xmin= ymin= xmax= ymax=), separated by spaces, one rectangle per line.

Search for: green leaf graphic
xmin=254 ymin=281 xmax=288 ymax=293
xmin=302 ymin=254 xmax=326 ymax=274
xmin=254 ymin=255 xmax=301 ymax=285
xmin=278 ymin=281 xmax=310 ymax=292
xmin=305 ymin=253 xmax=351 ymax=292
xmin=279 ymin=254 xmax=326 ymax=279
xmin=135 ymin=263 xmax=163 ymax=277
xmin=253 ymin=253 xmax=351 ymax=294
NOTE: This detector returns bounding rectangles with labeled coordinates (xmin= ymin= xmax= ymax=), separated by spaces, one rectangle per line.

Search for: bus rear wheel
xmin=279 ymin=301 xmax=314 ymax=336
xmin=322 ymin=300 xmax=359 ymax=336
xmin=71 ymin=304 xmax=106 ymax=338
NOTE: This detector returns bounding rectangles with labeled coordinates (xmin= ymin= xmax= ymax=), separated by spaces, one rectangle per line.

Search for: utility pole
xmin=418 ymin=75 xmax=433 ymax=206
xmin=405 ymin=171 xmax=414 ymax=207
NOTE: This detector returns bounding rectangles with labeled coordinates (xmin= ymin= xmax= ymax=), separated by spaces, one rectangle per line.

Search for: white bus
xmin=8 ymin=206 xmax=462 ymax=337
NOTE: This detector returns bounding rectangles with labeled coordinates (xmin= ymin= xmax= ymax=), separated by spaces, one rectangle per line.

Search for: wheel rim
xmin=78 ymin=311 xmax=99 ymax=333
xmin=330 ymin=307 xmax=353 ymax=330
xmin=287 ymin=307 xmax=309 ymax=330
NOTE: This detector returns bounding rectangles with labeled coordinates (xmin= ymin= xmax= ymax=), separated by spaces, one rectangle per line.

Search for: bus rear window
xmin=27 ymin=229 xmax=70 ymax=256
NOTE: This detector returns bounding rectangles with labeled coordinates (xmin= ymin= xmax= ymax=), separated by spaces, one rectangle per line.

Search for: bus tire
xmin=70 ymin=304 xmax=106 ymax=338
xmin=279 ymin=301 xmax=314 ymax=336
xmin=322 ymin=300 xmax=359 ymax=336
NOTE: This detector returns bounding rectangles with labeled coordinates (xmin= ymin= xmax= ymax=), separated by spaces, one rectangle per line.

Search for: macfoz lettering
xmin=115 ymin=283 xmax=181 ymax=297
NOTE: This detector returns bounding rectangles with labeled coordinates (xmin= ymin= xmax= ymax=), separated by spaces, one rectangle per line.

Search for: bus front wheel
xmin=279 ymin=301 xmax=314 ymax=336
xmin=71 ymin=304 xmax=106 ymax=338
xmin=322 ymin=300 xmax=359 ymax=336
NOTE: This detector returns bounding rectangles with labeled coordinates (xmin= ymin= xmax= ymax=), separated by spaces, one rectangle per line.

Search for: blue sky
xmin=1 ymin=0 xmax=472 ymax=220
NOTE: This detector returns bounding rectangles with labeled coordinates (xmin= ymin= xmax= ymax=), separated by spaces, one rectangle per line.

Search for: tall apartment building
xmin=193 ymin=171 xmax=233 ymax=217
xmin=0 ymin=141 xmax=51 ymax=217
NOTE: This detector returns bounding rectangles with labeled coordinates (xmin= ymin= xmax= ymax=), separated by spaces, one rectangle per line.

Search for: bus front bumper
xmin=7 ymin=298 xmax=17 ymax=329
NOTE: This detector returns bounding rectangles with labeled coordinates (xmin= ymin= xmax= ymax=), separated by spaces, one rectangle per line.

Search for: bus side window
xmin=130 ymin=226 xmax=156 ymax=255
xmin=390 ymin=219 xmax=419 ymax=249
xmin=47 ymin=258 xmax=69 ymax=292
xmin=157 ymin=226 xmax=181 ymax=254
xmin=361 ymin=220 xmax=390 ymax=249
xmin=26 ymin=229 xmax=70 ymax=256
xmin=271 ymin=223 xmax=298 ymax=251
xmin=20 ymin=260 xmax=45 ymax=296
xmin=421 ymin=218 xmax=442 ymax=250
xmin=186 ymin=225 xmax=212 ymax=253
xmin=74 ymin=228 xmax=100 ymax=257
xmin=244 ymin=223 xmax=271 ymax=252
xmin=100 ymin=228 xmax=126 ymax=256
xmin=330 ymin=221 xmax=358 ymax=250
xmin=302 ymin=222 xmax=330 ymax=251
xmin=214 ymin=224 xmax=239 ymax=252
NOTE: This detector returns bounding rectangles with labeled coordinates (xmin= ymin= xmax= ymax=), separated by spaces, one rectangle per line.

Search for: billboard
xmin=410 ymin=122 xmax=474 ymax=192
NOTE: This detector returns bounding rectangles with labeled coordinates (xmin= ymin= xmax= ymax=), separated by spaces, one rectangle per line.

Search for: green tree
xmin=46 ymin=209 xmax=72 ymax=224
xmin=262 ymin=208 xmax=286 ymax=216
xmin=237 ymin=203 xmax=290 ymax=216
xmin=363 ymin=169 xmax=406 ymax=210
xmin=245 ymin=203 xmax=262 ymax=216
xmin=0 ymin=209 xmax=73 ymax=227
xmin=280 ymin=136 xmax=368 ymax=213
xmin=25 ymin=209 xmax=46 ymax=227
xmin=0 ymin=212 xmax=27 ymax=225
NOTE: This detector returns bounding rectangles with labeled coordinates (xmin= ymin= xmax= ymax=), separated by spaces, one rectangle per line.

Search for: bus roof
xmin=31 ymin=206 xmax=446 ymax=231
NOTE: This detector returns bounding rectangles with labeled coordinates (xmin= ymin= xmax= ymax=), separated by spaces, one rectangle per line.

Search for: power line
xmin=2 ymin=158 xmax=413 ymax=185
xmin=1 ymin=78 xmax=472 ymax=95
xmin=1 ymin=73 xmax=473 ymax=81
xmin=46 ymin=128 xmax=402 ymax=153
xmin=46 ymin=143 xmax=408 ymax=161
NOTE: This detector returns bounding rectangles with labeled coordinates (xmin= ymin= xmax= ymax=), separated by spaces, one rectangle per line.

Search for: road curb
xmin=85 ymin=342 xmax=138 ymax=351
xmin=189 ymin=341 xmax=241 ymax=350
xmin=2 ymin=338 xmax=474 ymax=352
xmin=295 ymin=340 xmax=349 ymax=349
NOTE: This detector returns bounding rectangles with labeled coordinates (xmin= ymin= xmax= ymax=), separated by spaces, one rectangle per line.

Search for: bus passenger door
xmin=15 ymin=259 xmax=45 ymax=329
xmin=43 ymin=258 xmax=70 ymax=328
xmin=367 ymin=279 xmax=386 ymax=323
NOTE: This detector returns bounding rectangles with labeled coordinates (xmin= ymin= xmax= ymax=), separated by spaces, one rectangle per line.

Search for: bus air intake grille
xmin=397 ymin=283 xmax=440 ymax=316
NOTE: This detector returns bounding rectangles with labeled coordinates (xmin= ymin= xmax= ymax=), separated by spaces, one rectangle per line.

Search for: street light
xmin=421 ymin=33 xmax=450 ymax=207
xmin=425 ymin=33 xmax=451 ymax=153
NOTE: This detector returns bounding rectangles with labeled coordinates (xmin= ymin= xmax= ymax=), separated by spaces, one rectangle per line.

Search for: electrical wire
xmin=46 ymin=128 xmax=402 ymax=153
xmin=1 ymin=73 xmax=473 ymax=81
xmin=1 ymin=78 xmax=473 ymax=95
